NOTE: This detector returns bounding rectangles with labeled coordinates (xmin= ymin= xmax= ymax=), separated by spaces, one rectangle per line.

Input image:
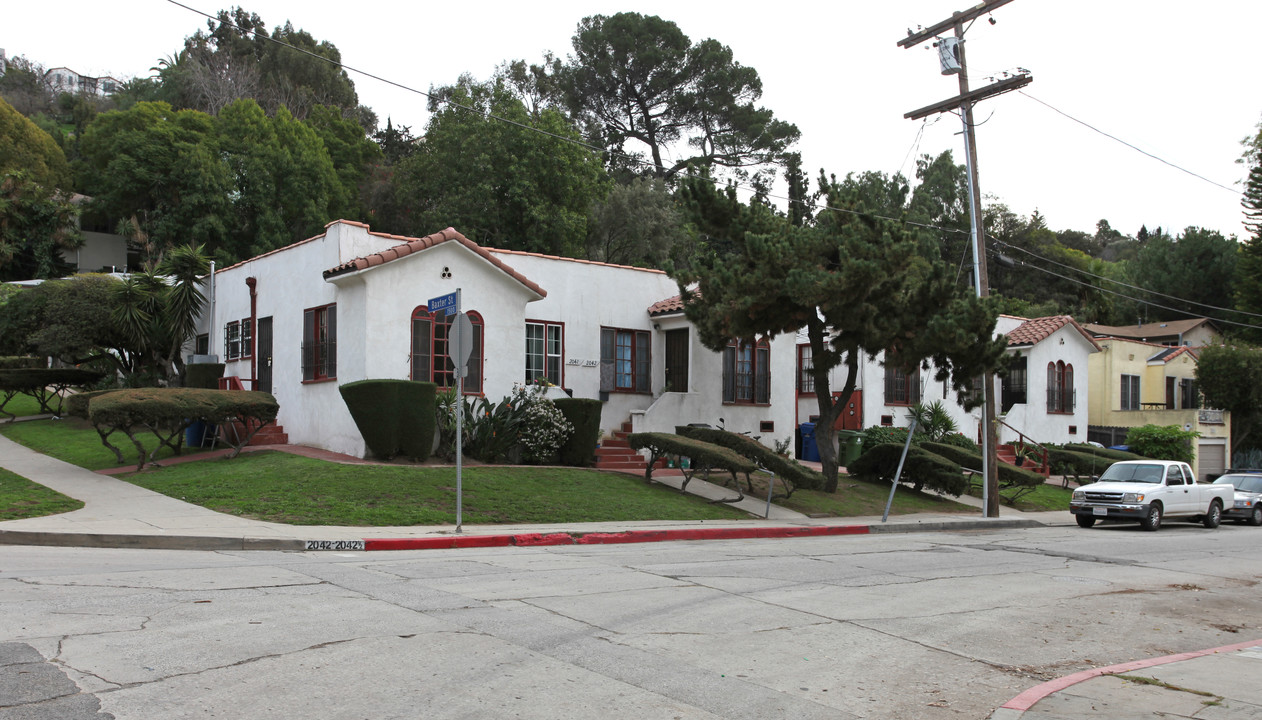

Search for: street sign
xmin=449 ymin=312 xmax=474 ymax=377
xmin=427 ymin=291 xmax=458 ymax=316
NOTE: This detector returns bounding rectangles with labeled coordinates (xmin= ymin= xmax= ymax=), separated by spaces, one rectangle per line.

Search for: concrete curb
xmin=989 ymin=637 xmax=1262 ymax=719
xmin=0 ymin=518 xmax=1044 ymax=553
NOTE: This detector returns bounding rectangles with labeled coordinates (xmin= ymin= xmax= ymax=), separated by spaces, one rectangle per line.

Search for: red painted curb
xmin=362 ymin=524 xmax=871 ymax=551
xmin=1001 ymin=637 xmax=1262 ymax=711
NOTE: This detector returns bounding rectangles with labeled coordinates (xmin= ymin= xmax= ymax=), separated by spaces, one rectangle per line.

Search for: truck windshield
xmin=1099 ymin=463 xmax=1165 ymax=484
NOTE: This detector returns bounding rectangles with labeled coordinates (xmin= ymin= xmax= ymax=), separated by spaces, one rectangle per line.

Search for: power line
xmin=1019 ymin=91 xmax=1240 ymax=194
xmin=992 ymin=236 xmax=1262 ymax=320
xmin=987 ymin=246 xmax=1262 ymax=332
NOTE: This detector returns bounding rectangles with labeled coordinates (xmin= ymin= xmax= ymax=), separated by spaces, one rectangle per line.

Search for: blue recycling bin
xmin=800 ymin=422 xmax=820 ymax=462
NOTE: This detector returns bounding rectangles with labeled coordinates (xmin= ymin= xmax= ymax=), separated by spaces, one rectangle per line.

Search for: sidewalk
xmin=2 ymin=433 xmax=1259 ymax=717
xmin=0 ymin=433 xmax=1050 ymax=551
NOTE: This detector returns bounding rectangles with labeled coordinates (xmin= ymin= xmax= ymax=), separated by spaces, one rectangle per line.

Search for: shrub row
xmin=848 ymin=442 xmax=969 ymax=496
xmin=921 ymin=441 xmax=1045 ymax=491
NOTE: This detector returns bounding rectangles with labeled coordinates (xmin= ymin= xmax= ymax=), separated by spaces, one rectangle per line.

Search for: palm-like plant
xmin=907 ymin=400 xmax=959 ymax=442
xmin=111 ymin=244 xmax=210 ymax=385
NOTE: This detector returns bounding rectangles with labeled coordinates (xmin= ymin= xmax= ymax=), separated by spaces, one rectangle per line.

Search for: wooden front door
xmin=257 ymin=316 xmax=273 ymax=394
xmin=664 ymin=328 xmax=689 ymax=392
xmin=833 ymin=390 xmax=863 ymax=430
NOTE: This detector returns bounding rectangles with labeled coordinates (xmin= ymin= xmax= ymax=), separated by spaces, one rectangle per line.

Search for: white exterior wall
xmin=998 ymin=324 xmax=1094 ymax=445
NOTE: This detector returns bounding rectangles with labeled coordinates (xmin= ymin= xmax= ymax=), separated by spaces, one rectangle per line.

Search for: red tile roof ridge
xmin=323 ymin=226 xmax=546 ymax=298
xmin=486 ymin=248 xmax=668 ymax=274
xmin=1005 ymin=315 xmax=1101 ymax=352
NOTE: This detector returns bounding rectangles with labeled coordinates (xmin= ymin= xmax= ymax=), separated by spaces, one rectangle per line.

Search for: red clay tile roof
xmin=486 ymin=248 xmax=668 ymax=275
xmin=323 ymin=226 xmax=546 ymax=298
xmin=1005 ymin=315 xmax=1102 ymax=351
xmin=648 ymin=294 xmax=685 ymax=316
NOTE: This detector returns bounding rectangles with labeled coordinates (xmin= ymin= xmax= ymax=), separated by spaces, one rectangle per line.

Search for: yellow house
xmin=1087 ymin=337 xmax=1230 ymax=480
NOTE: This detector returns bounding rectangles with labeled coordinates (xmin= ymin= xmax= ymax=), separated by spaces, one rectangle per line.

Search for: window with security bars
xmin=723 ymin=339 xmax=770 ymax=404
xmin=1120 ymin=374 xmax=1140 ymax=410
xmin=301 ymin=304 xmax=336 ymax=381
xmin=1046 ymin=361 xmax=1074 ymax=413
xmin=883 ymin=364 xmax=920 ymax=405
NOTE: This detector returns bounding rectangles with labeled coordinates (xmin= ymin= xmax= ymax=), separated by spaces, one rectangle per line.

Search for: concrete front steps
xmin=594 ymin=421 xmax=665 ymax=473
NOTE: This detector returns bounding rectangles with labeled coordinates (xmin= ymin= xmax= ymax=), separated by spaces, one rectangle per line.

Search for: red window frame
xmin=302 ymin=304 xmax=336 ymax=382
xmin=723 ymin=339 xmax=770 ymax=405
xmin=411 ymin=307 xmax=483 ymax=394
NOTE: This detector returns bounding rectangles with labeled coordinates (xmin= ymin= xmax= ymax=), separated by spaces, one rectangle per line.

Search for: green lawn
xmin=0 ymin=393 xmax=47 ymax=420
xmin=1 ymin=417 xmax=213 ymax=471
xmin=0 ymin=468 xmax=84 ymax=520
xmin=1005 ymin=483 xmax=1073 ymax=512
xmin=122 ymin=451 xmax=749 ymax=526
xmin=745 ymin=474 xmax=976 ymax=517
xmin=2 ymin=417 xmax=978 ymax=526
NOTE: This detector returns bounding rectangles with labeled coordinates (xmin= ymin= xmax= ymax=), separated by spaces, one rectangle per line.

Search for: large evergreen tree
xmin=672 ymin=175 xmax=1007 ymax=489
xmin=393 ymin=76 xmax=608 ymax=255
xmin=559 ymin=12 xmax=799 ymax=180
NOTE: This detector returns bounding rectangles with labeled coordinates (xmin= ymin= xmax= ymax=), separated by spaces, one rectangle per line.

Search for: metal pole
xmin=883 ymin=418 xmax=918 ymax=522
xmin=761 ymin=469 xmax=776 ymax=519
xmin=455 ymin=288 xmax=463 ymax=533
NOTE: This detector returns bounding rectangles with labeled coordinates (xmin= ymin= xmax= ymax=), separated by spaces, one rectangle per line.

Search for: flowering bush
xmin=518 ymin=396 xmax=574 ymax=464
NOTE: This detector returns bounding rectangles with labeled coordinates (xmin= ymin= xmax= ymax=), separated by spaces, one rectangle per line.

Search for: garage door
xmin=1198 ymin=442 xmax=1225 ymax=481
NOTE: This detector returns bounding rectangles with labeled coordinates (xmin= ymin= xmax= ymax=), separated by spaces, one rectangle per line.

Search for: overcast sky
xmin=6 ymin=1 xmax=1260 ymax=241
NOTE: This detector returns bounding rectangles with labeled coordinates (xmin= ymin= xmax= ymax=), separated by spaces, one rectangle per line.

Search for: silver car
xmin=1213 ymin=472 xmax=1262 ymax=526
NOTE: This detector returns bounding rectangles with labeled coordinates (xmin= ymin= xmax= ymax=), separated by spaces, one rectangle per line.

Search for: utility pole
xmin=897 ymin=0 xmax=1031 ymax=518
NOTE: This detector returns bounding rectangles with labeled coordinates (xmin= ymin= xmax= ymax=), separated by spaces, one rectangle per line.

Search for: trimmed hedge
xmin=338 ymin=379 xmax=437 ymax=461
xmin=676 ymin=425 xmax=825 ymax=492
xmin=86 ymin=388 xmax=279 ymax=468
xmin=627 ymin=432 xmax=757 ymax=497
xmin=65 ymin=389 xmax=118 ymax=419
xmin=0 ymin=357 xmax=43 ymax=369
xmin=922 ymin=441 xmax=1045 ymax=495
xmin=0 ymin=367 xmax=106 ymax=417
xmin=184 ymin=363 xmax=225 ymax=389
xmin=1046 ymin=447 xmax=1115 ymax=483
xmin=848 ymin=442 xmax=969 ymax=496
xmin=861 ymin=425 xmax=918 ymax=452
xmin=553 ymin=397 xmax=602 ymax=467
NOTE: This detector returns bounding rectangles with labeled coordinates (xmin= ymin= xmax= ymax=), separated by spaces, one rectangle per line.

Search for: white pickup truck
xmin=1069 ymin=460 xmax=1233 ymax=531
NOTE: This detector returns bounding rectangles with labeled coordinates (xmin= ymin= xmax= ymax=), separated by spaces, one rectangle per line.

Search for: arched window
xmin=411 ymin=307 xmax=483 ymax=394
xmin=1047 ymin=360 xmax=1073 ymax=413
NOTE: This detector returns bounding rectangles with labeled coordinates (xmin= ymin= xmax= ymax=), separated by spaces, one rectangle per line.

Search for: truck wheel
xmin=1140 ymin=504 xmax=1162 ymax=531
xmin=1250 ymin=505 xmax=1262 ymax=527
xmin=1203 ymin=500 xmax=1223 ymax=529
xmin=1076 ymin=515 xmax=1096 ymax=528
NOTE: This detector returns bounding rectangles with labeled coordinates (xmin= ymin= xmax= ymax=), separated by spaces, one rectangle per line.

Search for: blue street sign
xmin=427 ymin=291 xmax=458 ymax=316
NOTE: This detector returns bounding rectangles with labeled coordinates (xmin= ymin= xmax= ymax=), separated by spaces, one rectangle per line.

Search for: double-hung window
xmin=302 ymin=304 xmax=336 ymax=382
xmin=525 ymin=321 xmax=563 ymax=386
xmin=723 ymin=339 xmax=770 ymax=404
xmin=1001 ymin=356 xmax=1027 ymax=411
xmin=412 ymin=308 xmax=483 ymax=393
xmin=600 ymin=327 xmax=650 ymax=393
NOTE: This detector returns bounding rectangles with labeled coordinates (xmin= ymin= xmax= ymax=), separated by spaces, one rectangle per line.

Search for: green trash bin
xmin=838 ymin=430 xmax=864 ymax=468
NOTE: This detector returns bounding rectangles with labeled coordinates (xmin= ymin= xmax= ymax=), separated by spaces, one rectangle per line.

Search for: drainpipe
xmin=208 ymin=261 xmax=216 ymax=358
xmin=246 ymin=277 xmax=257 ymax=389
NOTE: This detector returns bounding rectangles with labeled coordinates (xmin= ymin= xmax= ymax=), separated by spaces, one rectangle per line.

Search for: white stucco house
xmin=793 ymin=314 xmax=1101 ymax=451
xmin=191 ymin=220 xmax=797 ymax=459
